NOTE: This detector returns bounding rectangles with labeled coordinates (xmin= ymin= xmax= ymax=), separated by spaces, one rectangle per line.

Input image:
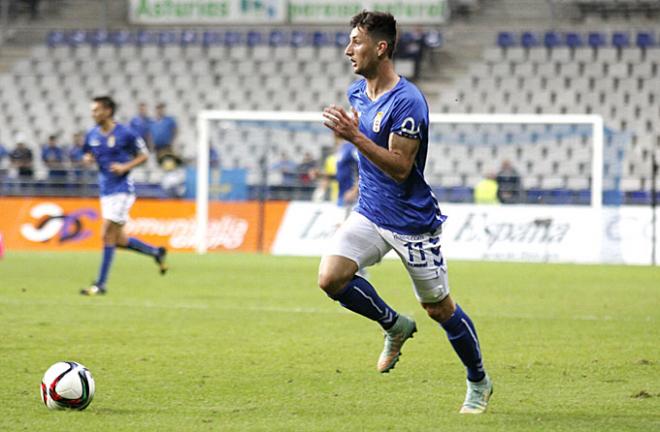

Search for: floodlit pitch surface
xmin=1 ymin=252 xmax=658 ymax=431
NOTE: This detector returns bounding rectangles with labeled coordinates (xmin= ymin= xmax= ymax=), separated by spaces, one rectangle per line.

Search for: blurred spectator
xmin=160 ymin=154 xmax=185 ymax=198
xmin=68 ymin=132 xmax=86 ymax=177
xmin=496 ymin=160 xmax=522 ymax=204
xmin=474 ymin=173 xmax=499 ymax=204
xmin=270 ymin=151 xmax=298 ymax=185
xmin=41 ymin=134 xmax=66 ymax=178
xmin=129 ymin=102 xmax=152 ymax=147
xmin=297 ymin=151 xmax=318 ymax=185
xmin=209 ymin=145 xmax=220 ymax=169
xmin=10 ymin=140 xmax=34 ymax=178
xmin=26 ymin=0 xmax=40 ymax=19
xmin=150 ymin=102 xmax=178 ymax=160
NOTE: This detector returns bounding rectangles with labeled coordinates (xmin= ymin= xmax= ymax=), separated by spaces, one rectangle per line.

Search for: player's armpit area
xmin=388 ymin=132 xmax=420 ymax=182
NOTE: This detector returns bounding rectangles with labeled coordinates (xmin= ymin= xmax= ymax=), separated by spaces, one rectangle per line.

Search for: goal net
xmin=195 ymin=111 xmax=619 ymax=254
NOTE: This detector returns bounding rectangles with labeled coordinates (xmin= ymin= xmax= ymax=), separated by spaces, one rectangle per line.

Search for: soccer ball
xmin=40 ymin=361 xmax=95 ymax=410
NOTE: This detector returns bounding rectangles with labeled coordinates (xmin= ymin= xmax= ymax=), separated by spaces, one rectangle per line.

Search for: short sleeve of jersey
xmin=126 ymin=128 xmax=148 ymax=155
xmin=390 ymin=93 xmax=428 ymax=141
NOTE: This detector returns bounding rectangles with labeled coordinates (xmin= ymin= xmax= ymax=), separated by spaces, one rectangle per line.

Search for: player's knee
xmin=422 ymin=298 xmax=455 ymax=323
xmin=318 ymin=271 xmax=350 ymax=297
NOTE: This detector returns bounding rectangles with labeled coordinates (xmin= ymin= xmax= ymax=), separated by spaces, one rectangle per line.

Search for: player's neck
xmin=364 ymin=62 xmax=399 ymax=101
xmin=99 ymin=120 xmax=116 ymax=135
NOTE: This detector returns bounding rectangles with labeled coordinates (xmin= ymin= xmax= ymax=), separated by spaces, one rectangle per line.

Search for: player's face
xmin=91 ymin=101 xmax=112 ymax=125
xmin=345 ymin=27 xmax=379 ymax=77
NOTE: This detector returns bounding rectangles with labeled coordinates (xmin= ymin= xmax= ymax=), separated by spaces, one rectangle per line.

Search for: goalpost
xmin=195 ymin=111 xmax=605 ymax=254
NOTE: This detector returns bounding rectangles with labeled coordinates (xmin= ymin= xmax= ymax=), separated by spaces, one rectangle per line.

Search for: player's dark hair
xmin=93 ymin=96 xmax=116 ymax=116
xmin=350 ymin=10 xmax=397 ymax=58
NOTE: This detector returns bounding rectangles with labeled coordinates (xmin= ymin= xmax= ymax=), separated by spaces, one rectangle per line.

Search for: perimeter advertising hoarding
xmin=271 ymin=202 xmax=659 ymax=265
xmin=0 ymin=197 xmax=287 ymax=252
xmin=128 ymin=0 xmax=447 ymax=24
xmin=129 ymin=0 xmax=286 ymax=24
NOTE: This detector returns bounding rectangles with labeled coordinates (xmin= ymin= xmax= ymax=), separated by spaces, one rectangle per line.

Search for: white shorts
xmin=325 ymin=211 xmax=450 ymax=303
xmin=100 ymin=193 xmax=135 ymax=225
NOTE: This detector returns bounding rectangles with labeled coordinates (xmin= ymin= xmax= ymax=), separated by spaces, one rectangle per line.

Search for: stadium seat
xmin=202 ymin=31 xmax=223 ymax=47
xmin=636 ymin=32 xmax=655 ymax=49
xmin=521 ymin=32 xmax=540 ymax=48
xmin=497 ymin=32 xmax=516 ymax=48
xmin=312 ymin=31 xmax=330 ymax=46
xmin=175 ymin=30 xmax=195 ymax=46
xmin=247 ymin=31 xmax=263 ymax=47
xmin=587 ymin=32 xmax=607 ymax=48
xmin=543 ymin=31 xmax=561 ymax=48
xmin=612 ymin=32 xmax=630 ymax=49
xmin=565 ymin=32 xmax=583 ymax=48
xmin=46 ymin=31 xmax=66 ymax=46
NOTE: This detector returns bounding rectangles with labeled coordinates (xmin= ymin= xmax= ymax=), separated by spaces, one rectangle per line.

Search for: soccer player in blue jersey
xmin=333 ymin=135 xmax=359 ymax=209
xmin=319 ymin=11 xmax=493 ymax=414
xmin=80 ymin=96 xmax=167 ymax=296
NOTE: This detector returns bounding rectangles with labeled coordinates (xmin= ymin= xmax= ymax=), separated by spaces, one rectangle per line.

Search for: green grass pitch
xmin=0 ymin=251 xmax=658 ymax=431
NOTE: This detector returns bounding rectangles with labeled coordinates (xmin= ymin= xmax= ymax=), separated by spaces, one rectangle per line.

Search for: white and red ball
xmin=40 ymin=361 xmax=95 ymax=410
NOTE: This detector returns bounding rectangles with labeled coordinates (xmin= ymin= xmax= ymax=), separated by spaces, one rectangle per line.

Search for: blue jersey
xmin=336 ymin=142 xmax=358 ymax=207
xmin=83 ymin=123 xmax=147 ymax=196
xmin=348 ymin=77 xmax=445 ymax=234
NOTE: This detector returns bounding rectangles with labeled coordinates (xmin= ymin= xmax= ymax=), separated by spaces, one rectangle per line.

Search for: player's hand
xmin=323 ymin=105 xmax=359 ymax=142
xmin=109 ymin=162 xmax=129 ymax=175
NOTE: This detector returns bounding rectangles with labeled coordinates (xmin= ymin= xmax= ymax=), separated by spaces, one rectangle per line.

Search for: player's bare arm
xmin=323 ymin=104 xmax=419 ymax=183
xmin=109 ymin=152 xmax=148 ymax=175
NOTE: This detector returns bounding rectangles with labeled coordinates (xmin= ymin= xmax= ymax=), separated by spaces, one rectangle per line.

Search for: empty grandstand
xmin=0 ymin=0 xmax=658 ymax=205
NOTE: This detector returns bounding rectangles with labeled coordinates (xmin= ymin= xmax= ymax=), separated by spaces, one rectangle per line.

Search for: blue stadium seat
xmin=611 ymin=32 xmax=630 ymax=49
xmin=565 ymin=32 xmax=583 ymax=48
xmin=109 ymin=30 xmax=132 ymax=46
xmin=431 ymin=186 xmax=449 ymax=203
xmin=334 ymin=31 xmax=349 ymax=47
xmin=247 ymin=31 xmax=263 ymax=46
xmin=88 ymin=30 xmax=110 ymax=45
xmin=269 ymin=30 xmax=286 ymax=46
xmin=224 ymin=31 xmax=242 ymax=46
xmin=158 ymin=31 xmax=178 ymax=45
xmin=290 ymin=30 xmax=306 ymax=47
xmin=180 ymin=30 xmax=198 ymax=45
xmin=543 ymin=31 xmax=561 ymax=48
xmin=587 ymin=32 xmax=607 ymax=48
xmin=636 ymin=32 xmax=655 ymax=48
xmin=497 ymin=32 xmax=516 ymax=48
xmin=202 ymin=31 xmax=223 ymax=47
xmin=423 ymin=31 xmax=442 ymax=48
xmin=136 ymin=30 xmax=157 ymax=45
xmin=67 ymin=30 xmax=86 ymax=46
xmin=521 ymin=32 xmax=539 ymax=48
xmin=625 ymin=190 xmax=649 ymax=205
xmin=312 ymin=31 xmax=331 ymax=47
xmin=46 ymin=30 xmax=66 ymax=46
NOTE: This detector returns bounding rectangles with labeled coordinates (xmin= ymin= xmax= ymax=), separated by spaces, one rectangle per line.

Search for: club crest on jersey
xmin=372 ymin=111 xmax=385 ymax=133
xmin=107 ymin=135 xmax=116 ymax=148
xmin=401 ymin=117 xmax=420 ymax=136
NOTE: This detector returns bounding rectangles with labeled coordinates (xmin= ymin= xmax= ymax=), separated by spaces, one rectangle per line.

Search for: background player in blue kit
xmin=319 ymin=11 xmax=493 ymax=414
xmin=333 ymin=134 xmax=359 ymax=209
xmin=80 ymin=96 xmax=167 ymax=296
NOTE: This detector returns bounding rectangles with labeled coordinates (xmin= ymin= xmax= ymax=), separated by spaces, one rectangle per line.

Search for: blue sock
xmin=96 ymin=245 xmax=115 ymax=288
xmin=124 ymin=237 xmax=159 ymax=257
xmin=441 ymin=304 xmax=486 ymax=382
xmin=329 ymin=275 xmax=398 ymax=330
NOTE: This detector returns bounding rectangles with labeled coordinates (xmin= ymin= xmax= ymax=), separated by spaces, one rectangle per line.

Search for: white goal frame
xmin=196 ymin=111 xmax=604 ymax=254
